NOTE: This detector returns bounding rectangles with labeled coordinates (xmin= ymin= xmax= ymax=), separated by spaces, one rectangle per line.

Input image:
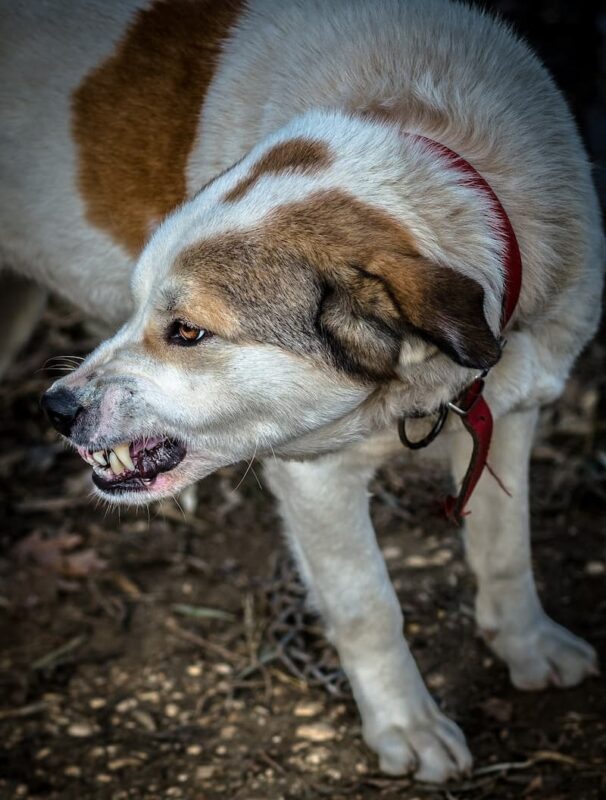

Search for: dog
xmin=1 ymin=0 xmax=603 ymax=783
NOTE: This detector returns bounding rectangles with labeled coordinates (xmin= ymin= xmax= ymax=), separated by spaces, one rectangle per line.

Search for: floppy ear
xmin=317 ymin=269 xmax=403 ymax=379
xmin=366 ymin=252 xmax=502 ymax=370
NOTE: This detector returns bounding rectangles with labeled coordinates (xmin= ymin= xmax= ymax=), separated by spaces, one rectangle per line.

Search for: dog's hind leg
xmin=0 ymin=271 xmax=46 ymax=378
xmin=450 ymin=406 xmax=598 ymax=690
xmin=265 ymin=454 xmax=472 ymax=783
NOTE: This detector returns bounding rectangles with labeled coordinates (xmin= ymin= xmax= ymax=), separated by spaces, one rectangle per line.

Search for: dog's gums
xmin=77 ymin=437 xmax=187 ymax=493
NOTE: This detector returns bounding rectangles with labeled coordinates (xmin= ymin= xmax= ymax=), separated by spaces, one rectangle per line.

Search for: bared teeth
xmin=108 ymin=451 xmax=123 ymax=476
xmin=93 ymin=451 xmax=107 ymax=466
xmin=113 ymin=442 xmax=134 ymax=471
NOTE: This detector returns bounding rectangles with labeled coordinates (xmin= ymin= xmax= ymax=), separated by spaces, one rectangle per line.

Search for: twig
xmin=31 ymin=634 xmax=87 ymax=670
xmin=474 ymin=750 xmax=584 ymax=777
xmin=164 ymin=616 xmax=240 ymax=663
xmin=172 ymin=603 xmax=235 ymax=621
xmin=0 ymin=701 xmax=48 ymax=720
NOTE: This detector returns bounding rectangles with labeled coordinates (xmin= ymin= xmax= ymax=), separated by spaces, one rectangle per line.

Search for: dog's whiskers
xmin=233 ymin=440 xmax=259 ymax=493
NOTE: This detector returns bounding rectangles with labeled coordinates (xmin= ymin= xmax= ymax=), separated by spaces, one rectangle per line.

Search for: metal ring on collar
xmin=398 ymin=404 xmax=449 ymax=450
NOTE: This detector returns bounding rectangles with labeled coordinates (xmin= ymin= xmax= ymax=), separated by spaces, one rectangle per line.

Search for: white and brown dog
xmin=1 ymin=0 xmax=603 ymax=783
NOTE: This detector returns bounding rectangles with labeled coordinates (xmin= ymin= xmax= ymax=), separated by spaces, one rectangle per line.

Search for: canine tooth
xmin=109 ymin=451 xmax=123 ymax=476
xmin=113 ymin=443 xmax=135 ymax=471
xmin=93 ymin=451 xmax=107 ymax=466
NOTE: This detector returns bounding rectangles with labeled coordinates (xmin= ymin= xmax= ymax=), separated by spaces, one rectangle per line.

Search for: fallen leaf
xmin=13 ymin=531 xmax=105 ymax=576
xmin=62 ymin=549 xmax=106 ymax=577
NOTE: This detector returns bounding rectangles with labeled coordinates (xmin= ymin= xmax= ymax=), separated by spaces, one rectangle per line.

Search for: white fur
xmin=2 ymin=0 xmax=603 ymax=783
xmin=0 ymin=0 xmax=139 ymax=324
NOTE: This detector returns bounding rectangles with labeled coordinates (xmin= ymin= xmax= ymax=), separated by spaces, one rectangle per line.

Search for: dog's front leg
xmin=450 ymin=407 xmax=598 ymax=690
xmin=265 ymin=455 xmax=472 ymax=782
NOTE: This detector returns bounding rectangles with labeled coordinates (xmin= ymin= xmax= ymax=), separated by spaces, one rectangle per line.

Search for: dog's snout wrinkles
xmin=41 ymin=386 xmax=83 ymax=436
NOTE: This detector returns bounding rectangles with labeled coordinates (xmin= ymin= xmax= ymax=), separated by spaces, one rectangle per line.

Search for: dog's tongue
xmin=131 ymin=437 xmax=164 ymax=456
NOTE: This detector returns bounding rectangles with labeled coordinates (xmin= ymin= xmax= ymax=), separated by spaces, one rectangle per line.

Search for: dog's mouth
xmin=77 ymin=436 xmax=186 ymax=493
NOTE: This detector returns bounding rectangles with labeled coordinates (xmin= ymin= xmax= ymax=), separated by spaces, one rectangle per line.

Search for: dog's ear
xmin=371 ymin=251 xmax=502 ymax=370
xmin=317 ymin=269 xmax=403 ymax=379
xmin=319 ymin=255 xmax=501 ymax=377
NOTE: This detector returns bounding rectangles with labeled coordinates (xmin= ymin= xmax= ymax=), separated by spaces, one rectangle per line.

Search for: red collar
xmin=399 ymin=135 xmax=523 ymax=524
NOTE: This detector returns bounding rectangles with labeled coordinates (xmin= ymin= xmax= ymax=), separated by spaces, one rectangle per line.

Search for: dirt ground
xmin=1 ymin=3 xmax=606 ymax=800
xmin=0 ymin=309 xmax=605 ymax=800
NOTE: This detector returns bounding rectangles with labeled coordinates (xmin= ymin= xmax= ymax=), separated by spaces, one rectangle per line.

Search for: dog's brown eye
xmin=168 ymin=320 xmax=210 ymax=346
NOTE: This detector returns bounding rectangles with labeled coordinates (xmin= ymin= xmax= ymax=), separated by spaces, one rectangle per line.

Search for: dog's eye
xmin=168 ymin=320 xmax=211 ymax=346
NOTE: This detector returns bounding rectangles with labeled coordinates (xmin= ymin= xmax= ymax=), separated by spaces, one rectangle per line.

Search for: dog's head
xmin=42 ymin=112 xmax=504 ymax=503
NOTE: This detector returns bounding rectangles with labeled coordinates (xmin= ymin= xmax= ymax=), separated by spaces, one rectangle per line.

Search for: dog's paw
xmin=368 ymin=709 xmax=472 ymax=783
xmin=488 ymin=617 xmax=599 ymax=691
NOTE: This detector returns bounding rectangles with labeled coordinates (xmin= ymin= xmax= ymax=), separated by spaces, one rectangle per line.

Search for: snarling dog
xmin=2 ymin=0 xmax=603 ymax=783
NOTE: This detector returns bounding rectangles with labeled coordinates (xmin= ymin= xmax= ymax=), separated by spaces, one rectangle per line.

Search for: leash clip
xmin=447 ymin=373 xmax=487 ymax=418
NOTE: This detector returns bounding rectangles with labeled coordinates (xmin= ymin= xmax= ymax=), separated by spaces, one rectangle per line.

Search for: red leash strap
xmin=443 ymin=378 xmax=493 ymax=524
xmin=398 ymin=135 xmax=523 ymax=525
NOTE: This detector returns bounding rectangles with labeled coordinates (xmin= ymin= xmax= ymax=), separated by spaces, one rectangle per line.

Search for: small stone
xmin=139 ymin=691 xmax=160 ymax=704
xmin=214 ymin=663 xmax=232 ymax=675
xmin=305 ymin=747 xmax=332 ymax=766
xmin=89 ymin=697 xmax=106 ymax=710
xmin=186 ymin=744 xmax=202 ymax=756
xmin=96 ymin=774 xmax=112 ymax=784
xmin=68 ymin=722 xmax=94 ymax=738
xmin=186 ymin=664 xmax=202 ymax=677
xmin=177 ymin=773 xmax=189 ymax=783
xmin=166 ymin=788 xmax=182 ymax=797
xmin=220 ymin=725 xmax=237 ymax=739
xmin=585 ymin=561 xmax=605 ymax=576
xmin=427 ymin=673 xmax=446 ymax=689
xmin=35 ymin=748 xmax=51 ymax=761
xmin=404 ymin=554 xmax=431 ymax=568
xmin=108 ymin=758 xmax=141 ymax=771
xmin=165 ymin=703 xmax=180 ymax=718
xmin=405 ymin=549 xmax=452 ymax=568
xmin=41 ymin=692 xmax=63 ymax=705
xmin=64 ymin=766 xmax=81 ymax=778
xmin=133 ymin=709 xmax=156 ymax=731
xmin=432 ymin=548 xmax=453 ymax=565
xmin=116 ymin=698 xmax=138 ymax=714
xmin=196 ymin=765 xmax=216 ymax=781
xmin=293 ymin=700 xmax=324 ymax=718
xmin=382 ymin=545 xmax=402 ymax=561
xmin=215 ymin=745 xmax=228 ymax=756
xmin=295 ymin=723 xmax=336 ymax=742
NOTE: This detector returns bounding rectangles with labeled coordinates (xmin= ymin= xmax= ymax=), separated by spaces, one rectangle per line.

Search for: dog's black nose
xmin=41 ymin=387 xmax=82 ymax=436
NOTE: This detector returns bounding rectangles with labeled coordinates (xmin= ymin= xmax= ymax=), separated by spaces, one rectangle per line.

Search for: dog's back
xmin=0 ymin=0 xmax=603 ymax=366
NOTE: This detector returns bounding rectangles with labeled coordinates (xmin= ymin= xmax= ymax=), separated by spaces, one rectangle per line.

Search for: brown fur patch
xmin=168 ymin=190 xmax=500 ymax=377
xmin=72 ymin=0 xmax=243 ymax=256
xmin=223 ymin=139 xmax=332 ymax=203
